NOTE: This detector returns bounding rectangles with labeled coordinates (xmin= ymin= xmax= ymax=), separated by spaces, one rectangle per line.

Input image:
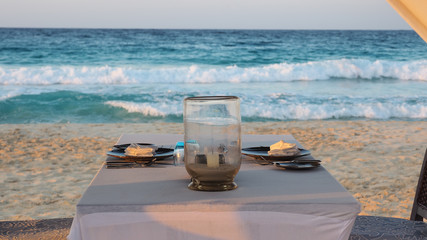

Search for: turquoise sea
xmin=0 ymin=28 xmax=426 ymax=123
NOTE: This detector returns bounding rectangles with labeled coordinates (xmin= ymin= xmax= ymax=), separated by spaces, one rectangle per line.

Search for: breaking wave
xmin=1 ymin=59 xmax=426 ymax=86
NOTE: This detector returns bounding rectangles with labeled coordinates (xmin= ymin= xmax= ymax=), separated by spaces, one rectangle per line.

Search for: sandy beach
xmin=1 ymin=120 xmax=426 ymax=222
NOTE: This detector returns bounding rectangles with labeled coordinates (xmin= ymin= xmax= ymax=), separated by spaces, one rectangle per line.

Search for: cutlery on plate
xmin=290 ymin=159 xmax=321 ymax=164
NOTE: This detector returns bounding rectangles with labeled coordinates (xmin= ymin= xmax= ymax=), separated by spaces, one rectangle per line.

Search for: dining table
xmin=67 ymin=133 xmax=360 ymax=240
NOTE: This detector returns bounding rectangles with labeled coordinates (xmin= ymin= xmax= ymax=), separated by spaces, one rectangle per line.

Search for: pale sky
xmin=0 ymin=0 xmax=411 ymax=30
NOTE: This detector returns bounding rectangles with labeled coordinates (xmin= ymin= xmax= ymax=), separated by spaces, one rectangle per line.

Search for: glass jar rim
xmin=184 ymin=96 xmax=239 ymax=101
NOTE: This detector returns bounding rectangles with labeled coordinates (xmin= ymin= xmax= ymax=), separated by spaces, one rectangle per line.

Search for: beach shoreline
xmin=1 ymin=120 xmax=426 ymax=221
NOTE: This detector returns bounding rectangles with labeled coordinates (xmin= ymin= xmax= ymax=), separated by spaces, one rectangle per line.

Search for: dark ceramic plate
xmin=107 ymin=146 xmax=174 ymax=162
xmin=274 ymin=162 xmax=320 ymax=170
xmin=241 ymin=146 xmax=311 ymax=161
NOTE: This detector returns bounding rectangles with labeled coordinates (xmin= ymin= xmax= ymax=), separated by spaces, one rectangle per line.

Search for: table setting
xmin=104 ymin=139 xmax=321 ymax=169
xmin=106 ymin=143 xmax=175 ymax=168
xmin=67 ymin=96 xmax=360 ymax=240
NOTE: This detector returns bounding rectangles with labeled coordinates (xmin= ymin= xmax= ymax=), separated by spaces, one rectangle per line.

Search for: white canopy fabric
xmin=387 ymin=0 xmax=427 ymax=43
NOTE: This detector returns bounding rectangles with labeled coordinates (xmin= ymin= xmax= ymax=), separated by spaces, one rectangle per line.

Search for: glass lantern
xmin=184 ymin=96 xmax=241 ymax=191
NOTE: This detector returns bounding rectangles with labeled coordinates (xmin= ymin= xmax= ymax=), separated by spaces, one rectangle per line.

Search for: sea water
xmin=0 ymin=28 xmax=426 ymax=123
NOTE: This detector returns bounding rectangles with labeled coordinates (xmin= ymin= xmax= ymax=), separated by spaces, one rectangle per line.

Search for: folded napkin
xmin=125 ymin=143 xmax=158 ymax=157
xmin=268 ymin=140 xmax=300 ymax=156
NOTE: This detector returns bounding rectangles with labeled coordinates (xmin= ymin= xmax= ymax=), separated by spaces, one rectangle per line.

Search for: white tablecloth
xmin=68 ymin=134 xmax=360 ymax=240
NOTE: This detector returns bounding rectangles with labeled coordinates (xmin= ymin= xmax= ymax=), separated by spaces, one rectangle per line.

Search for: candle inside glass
xmin=184 ymin=96 xmax=241 ymax=191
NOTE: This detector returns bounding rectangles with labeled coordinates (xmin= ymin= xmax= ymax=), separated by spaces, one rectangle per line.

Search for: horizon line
xmin=0 ymin=26 xmax=414 ymax=31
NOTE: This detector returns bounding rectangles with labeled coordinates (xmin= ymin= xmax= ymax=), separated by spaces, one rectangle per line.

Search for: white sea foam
xmin=105 ymin=101 xmax=166 ymax=117
xmin=104 ymin=98 xmax=427 ymax=120
xmin=0 ymin=91 xmax=20 ymax=101
xmin=241 ymin=101 xmax=427 ymax=120
xmin=0 ymin=59 xmax=426 ymax=85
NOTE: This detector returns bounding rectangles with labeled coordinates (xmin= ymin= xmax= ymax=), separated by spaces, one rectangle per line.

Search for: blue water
xmin=0 ymin=28 xmax=426 ymax=123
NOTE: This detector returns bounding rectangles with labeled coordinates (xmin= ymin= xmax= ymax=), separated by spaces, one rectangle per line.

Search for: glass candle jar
xmin=184 ymin=96 xmax=241 ymax=191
